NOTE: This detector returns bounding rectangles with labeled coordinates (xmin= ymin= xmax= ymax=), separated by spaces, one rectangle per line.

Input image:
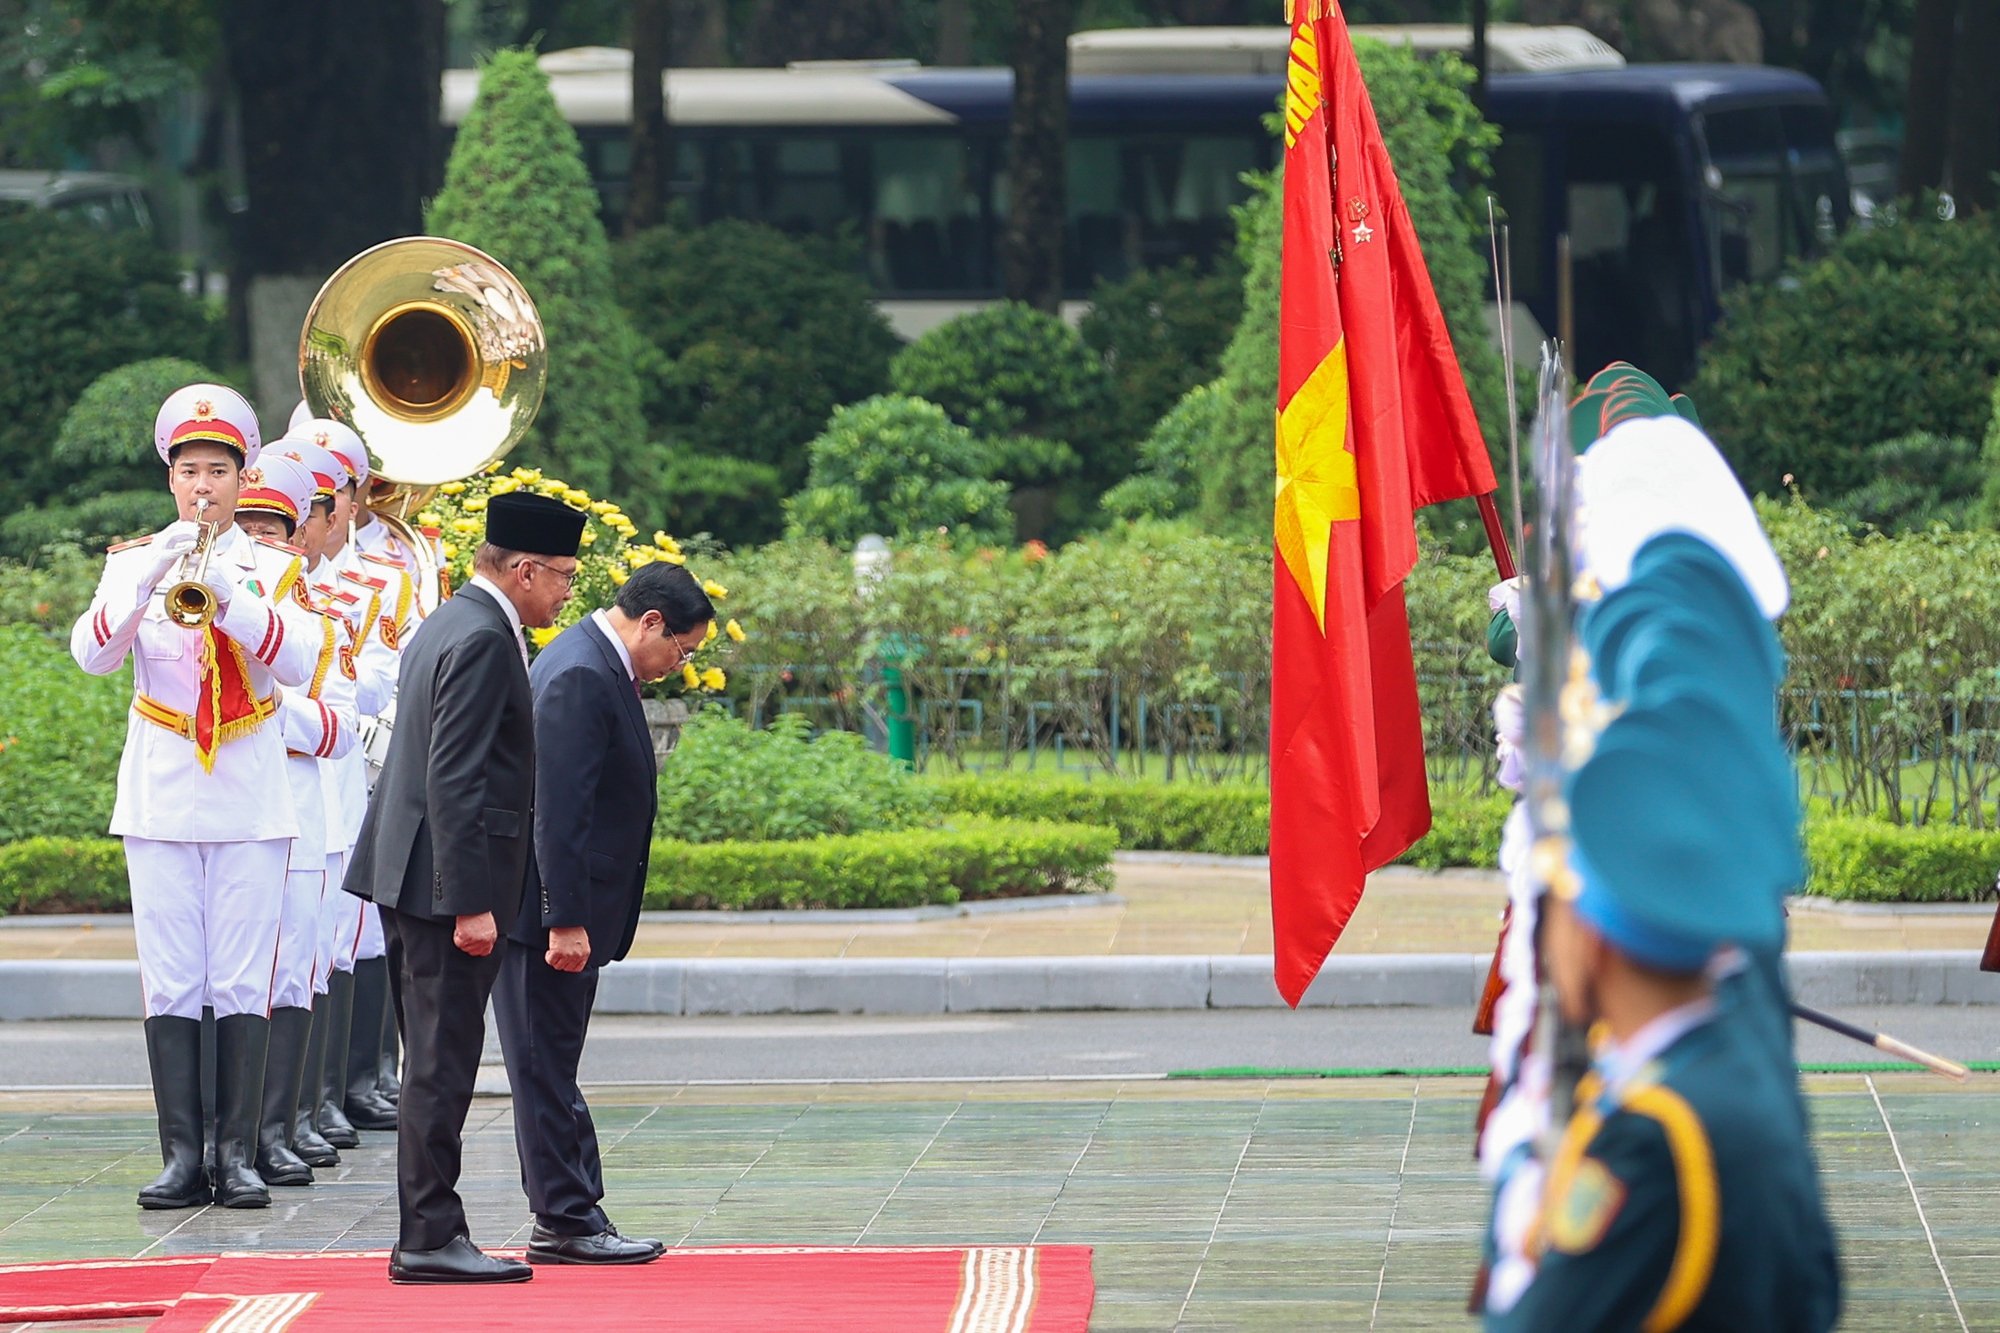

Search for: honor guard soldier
xmin=70 ymin=385 xmax=321 ymax=1209
xmin=1483 ymin=535 xmax=1839 ymax=1333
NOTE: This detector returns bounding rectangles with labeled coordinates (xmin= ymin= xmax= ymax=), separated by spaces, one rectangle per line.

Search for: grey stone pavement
xmin=0 ymin=1007 xmax=1995 ymax=1329
xmin=0 ymin=1006 xmax=1993 ymax=1087
xmin=0 ymin=1073 xmax=1993 ymax=1331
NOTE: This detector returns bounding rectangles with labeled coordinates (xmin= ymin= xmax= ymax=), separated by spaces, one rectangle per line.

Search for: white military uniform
xmin=73 ymin=522 xmax=319 ymax=1020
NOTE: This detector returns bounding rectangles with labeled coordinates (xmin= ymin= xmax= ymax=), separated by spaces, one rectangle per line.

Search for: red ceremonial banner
xmin=1270 ymin=0 xmax=1497 ymax=1006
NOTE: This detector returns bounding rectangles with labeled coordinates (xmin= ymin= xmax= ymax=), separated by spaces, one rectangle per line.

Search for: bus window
xmin=1702 ymin=106 xmax=1790 ymax=288
xmin=872 ymin=134 xmax=989 ymax=292
xmin=1490 ymin=128 xmax=1545 ymax=305
xmin=1065 ymin=132 xmax=1259 ymax=289
xmin=1563 ymin=121 xmax=1700 ymax=388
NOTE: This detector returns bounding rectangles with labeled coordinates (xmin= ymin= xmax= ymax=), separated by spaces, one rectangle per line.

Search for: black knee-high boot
xmin=200 ymin=1006 xmax=217 ymax=1184
xmin=212 ymin=1013 xmax=271 ymax=1208
xmin=256 ymin=1006 xmax=314 ymax=1186
xmin=294 ymin=994 xmax=339 ymax=1167
xmin=315 ymin=970 xmax=360 ymax=1148
xmin=343 ymin=957 xmax=397 ymax=1129
xmin=138 ymin=1015 xmax=210 ymax=1209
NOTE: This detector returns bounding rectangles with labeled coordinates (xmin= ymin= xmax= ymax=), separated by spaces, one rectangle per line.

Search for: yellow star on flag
xmin=1274 ymin=340 xmax=1359 ymax=633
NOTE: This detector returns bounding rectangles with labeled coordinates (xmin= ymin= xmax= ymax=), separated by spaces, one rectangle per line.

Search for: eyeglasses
xmin=523 ymin=559 xmax=578 ymax=590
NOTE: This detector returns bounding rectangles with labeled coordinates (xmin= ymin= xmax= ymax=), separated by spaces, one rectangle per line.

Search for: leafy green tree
xmin=0 ymin=212 xmax=221 ymax=523
xmin=1829 ymin=432 xmax=1981 ymax=533
xmin=615 ymin=220 xmax=900 ymax=541
xmin=889 ymin=301 xmax=1111 ymax=537
xmin=1695 ymin=208 xmax=2000 ymax=501
xmin=0 ymin=356 xmax=233 ymax=557
xmin=1080 ymin=257 xmax=1243 ymax=454
xmin=425 ymin=48 xmax=655 ymax=522
xmin=785 ymin=395 xmax=1012 ymax=546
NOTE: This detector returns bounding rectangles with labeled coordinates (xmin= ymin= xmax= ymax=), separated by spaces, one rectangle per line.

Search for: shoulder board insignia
xmin=318 ymin=586 xmax=360 ymax=605
xmin=106 ymin=535 xmax=156 ymax=553
xmin=342 ymin=569 xmax=390 ymax=591
xmin=257 ymin=537 xmax=305 ymax=556
xmin=380 ymin=616 xmax=401 ymax=651
xmin=361 ymin=552 xmax=409 ymax=570
xmin=1547 ymin=1156 xmax=1627 ymax=1255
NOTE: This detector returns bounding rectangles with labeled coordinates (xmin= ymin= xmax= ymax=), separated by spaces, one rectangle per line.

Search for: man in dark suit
xmin=495 ymin=561 xmax=714 ymax=1265
xmin=344 ymin=491 xmax=583 ymax=1285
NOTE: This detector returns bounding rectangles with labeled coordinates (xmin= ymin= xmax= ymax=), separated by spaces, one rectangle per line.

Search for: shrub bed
xmin=0 ymin=818 xmax=1116 ymax=916
xmin=0 ymin=837 xmax=128 ymax=913
xmin=643 ymin=816 xmax=1117 ymax=911
xmin=931 ymin=774 xmax=1269 ymax=856
xmin=931 ymin=774 xmax=1509 ymax=868
xmin=1804 ymin=817 xmax=2000 ymax=903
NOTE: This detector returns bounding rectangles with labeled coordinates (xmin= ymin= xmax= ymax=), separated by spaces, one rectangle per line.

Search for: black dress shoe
xmin=526 ymin=1223 xmax=662 ymax=1265
xmin=388 ymin=1236 xmax=533 ymax=1285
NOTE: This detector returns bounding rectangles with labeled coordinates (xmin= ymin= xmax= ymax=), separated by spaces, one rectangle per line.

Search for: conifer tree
xmin=425 ymin=48 xmax=657 ymax=517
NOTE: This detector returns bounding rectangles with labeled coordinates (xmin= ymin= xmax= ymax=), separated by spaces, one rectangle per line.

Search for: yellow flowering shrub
xmin=419 ymin=462 xmax=742 ymax=695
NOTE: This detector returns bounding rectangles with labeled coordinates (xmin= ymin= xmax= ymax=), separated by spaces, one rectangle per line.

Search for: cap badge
xmin=193 ymin=398 xmax=215 ymax=420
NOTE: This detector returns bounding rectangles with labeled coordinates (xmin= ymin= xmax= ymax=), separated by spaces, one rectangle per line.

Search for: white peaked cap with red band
xmin=268 ymin=437 xmax=342 ymax=498
xmin=235 ymin=454 xmax=317 ymax=527
xmin=156 ymin=384 xmax=261 ymax=468
xmin=288 ymin=399 xmax=312 ymax=435
xmin=295 ymin=417 xmax=368 ymax=488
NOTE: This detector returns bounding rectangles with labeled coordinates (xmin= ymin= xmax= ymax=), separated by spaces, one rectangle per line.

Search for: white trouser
xmin=124 ymin=836 xmax=288 ymax=1020
xmin=272 ymin=864 xmax=323 ymax=1010
xmin=355 ymin=899 xmax=385 ymax=961
xmin=319 ymin=849 xmax=364 ymax=983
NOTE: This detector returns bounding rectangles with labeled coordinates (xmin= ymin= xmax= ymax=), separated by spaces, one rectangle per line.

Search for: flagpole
xmin=1475 ymin=493 xmax=1517 ymax=580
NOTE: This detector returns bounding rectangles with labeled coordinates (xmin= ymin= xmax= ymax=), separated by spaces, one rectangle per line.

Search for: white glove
xmin=1487 ymin=576 xmax=1524 ymax=622
xmin=201 ymin=563 xmax=242 ymax=610
xmin=139 ymin=524 xmax=201 ymax=594
xmin=1492 ymin=684 xmax=1525 ymax=794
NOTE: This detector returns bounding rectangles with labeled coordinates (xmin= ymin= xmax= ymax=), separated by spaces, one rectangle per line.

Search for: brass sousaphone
xmin=298 ymin=236 xmax=548 ymax=615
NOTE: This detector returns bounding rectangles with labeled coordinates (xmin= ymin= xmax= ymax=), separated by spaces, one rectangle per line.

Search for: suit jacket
xmin=343 ymin=583 xmax=534 ymax=932
xmin=507 ymin=615 xmax=657 ymax=967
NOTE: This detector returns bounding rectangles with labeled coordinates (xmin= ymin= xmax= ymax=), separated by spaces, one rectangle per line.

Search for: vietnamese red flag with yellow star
xmin=1270 ymin=0 xmax=1498 ymax=1006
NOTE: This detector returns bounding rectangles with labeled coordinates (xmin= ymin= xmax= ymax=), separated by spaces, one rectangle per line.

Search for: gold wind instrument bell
xmin=164 ymin=500 xmax=220 ymax=630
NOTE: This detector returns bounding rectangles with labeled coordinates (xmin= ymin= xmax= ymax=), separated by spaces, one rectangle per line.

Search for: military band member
xmin=70 ymin=386 xmax=320 ymax=1209
xmin=301 ymin=414 xmax=413 ymax=1126
xmin=229 ymin=455 xmax=352 ymax=1186
xmin=279 ymin=426 xmax=399 ymax=1148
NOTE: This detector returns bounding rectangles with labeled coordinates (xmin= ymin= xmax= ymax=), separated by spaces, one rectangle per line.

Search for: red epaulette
xmin=106 ymin=535 xmax=155 ymax=554
xmin=257 ymin=537 xmax=305 ymax=556
xmin=361 ymin=552 xmax=408 ymax=571
xmin=316 ymin=584 xmax=362 ymax=606
xmin=342 ymin=568 xmax=390 ymax=592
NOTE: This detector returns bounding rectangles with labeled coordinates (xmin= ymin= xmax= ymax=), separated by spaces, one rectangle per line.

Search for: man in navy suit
xmin=493 ymin=560 xmax=714 ymax=1265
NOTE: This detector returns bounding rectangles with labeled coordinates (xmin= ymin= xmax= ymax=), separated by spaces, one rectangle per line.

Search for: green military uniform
xmin=1484 ymin=532 xmax=1840 ymax=1333
xmin=1491 ymin=1008 xmax=1839 ymax=1332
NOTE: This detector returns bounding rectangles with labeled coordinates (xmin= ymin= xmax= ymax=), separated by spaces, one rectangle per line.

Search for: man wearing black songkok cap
xmin=344 ymin=490 xmax=584 ymax=1285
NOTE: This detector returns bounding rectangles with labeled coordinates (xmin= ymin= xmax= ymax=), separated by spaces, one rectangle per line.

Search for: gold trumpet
xmin=163 ymin=500 xmax=220 ymax=629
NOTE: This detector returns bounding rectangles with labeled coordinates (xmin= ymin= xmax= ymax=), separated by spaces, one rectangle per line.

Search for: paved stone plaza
xmin=0 ymin=1073 xmax=1990 ymax=1331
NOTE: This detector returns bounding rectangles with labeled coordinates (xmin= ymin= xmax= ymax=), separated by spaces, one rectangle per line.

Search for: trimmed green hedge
xmin=1805 ymin=817 xmax=2000 ymax=903
xmin=644 ymin=816 xmax=1117 ymax=911
xmin=931 ymin=775 xmax=1269 ymax=855
xmin=11 ymin=810 xmax=1996 ymax=912
xmin=0 ymin=819 xmax=1115 ymax=917
xmin=0 ymin=837 xmax=128 ymax=913
xmin=930 ymin=774 xmax=1509 ymax=868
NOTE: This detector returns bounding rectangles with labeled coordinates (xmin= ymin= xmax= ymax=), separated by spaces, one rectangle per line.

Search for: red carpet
xmin=0 ymin=1246 xmax=1093 ymax=1331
